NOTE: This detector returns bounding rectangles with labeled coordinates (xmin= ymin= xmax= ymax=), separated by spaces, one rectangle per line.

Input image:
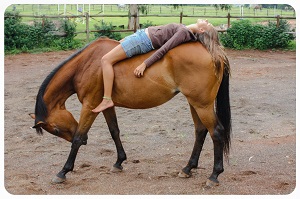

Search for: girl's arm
xmin=143 ymin=29 xmax=192 ymax=67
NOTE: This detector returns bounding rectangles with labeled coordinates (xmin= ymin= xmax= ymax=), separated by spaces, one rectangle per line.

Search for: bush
xmin=5 ymin=11 xmax=57 ymax=51
xmin=220 ymin=19 xmax=295 ymax=50
xmin=94 ymin=21 xmax=122 ymax=41
xmin=4 ymin=11 xmax=80 ymax=53
xmin=142 ymin=20 xmax=154 ymax=28
xmin=55 ymin=19 xmax=81 ymax=50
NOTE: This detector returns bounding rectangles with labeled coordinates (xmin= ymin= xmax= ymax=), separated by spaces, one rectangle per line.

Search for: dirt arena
xmin=4 ymin=48 xmax=296 ymax=195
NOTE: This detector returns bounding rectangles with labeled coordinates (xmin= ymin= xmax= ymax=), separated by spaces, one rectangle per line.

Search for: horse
xmin=30 ymin=37 xmax=231 ymax=188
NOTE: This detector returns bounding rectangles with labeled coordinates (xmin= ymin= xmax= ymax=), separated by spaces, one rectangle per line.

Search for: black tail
xmin=216 ymin=58 xmax=231 ymax=157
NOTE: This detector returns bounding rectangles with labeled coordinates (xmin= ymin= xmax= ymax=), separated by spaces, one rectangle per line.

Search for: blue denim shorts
xmin=121 ymin=29 xmax=154 ymax=58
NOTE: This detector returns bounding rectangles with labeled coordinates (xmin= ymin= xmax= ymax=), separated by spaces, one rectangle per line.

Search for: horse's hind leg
xmin=103 ymin=107 xmax=127 ymax=172
xmin=194 ymin=106 xmax=225 ymax=187
xmin=179 ymin=104 xmax=208 ymax=178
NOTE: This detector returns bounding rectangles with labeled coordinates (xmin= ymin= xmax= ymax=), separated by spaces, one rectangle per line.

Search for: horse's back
xmin=112 ymin=41 xmax=216 ymax=109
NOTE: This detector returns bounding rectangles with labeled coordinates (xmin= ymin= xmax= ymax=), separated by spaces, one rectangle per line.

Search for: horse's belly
xmin=113 ymin=74 xmax=177 ymax=109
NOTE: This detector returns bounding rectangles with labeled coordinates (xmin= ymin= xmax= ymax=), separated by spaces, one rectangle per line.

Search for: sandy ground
xmin=3 ymin=48 xmax=296 ymax=196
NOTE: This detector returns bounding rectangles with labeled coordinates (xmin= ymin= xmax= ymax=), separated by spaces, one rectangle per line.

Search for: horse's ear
xmin=32 ymin=121 xmax=45 ymax=129
xmin=29 ymin=113 xmax=36 ymax=119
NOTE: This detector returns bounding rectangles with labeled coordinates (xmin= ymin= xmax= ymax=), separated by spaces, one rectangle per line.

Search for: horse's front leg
xmin=103 ymin=107 xmax=127 ymax=172
xmin=52 ymin=133 xmax=88 ymax=183
xmin=52 ymin=106 xmax=97 ymax=184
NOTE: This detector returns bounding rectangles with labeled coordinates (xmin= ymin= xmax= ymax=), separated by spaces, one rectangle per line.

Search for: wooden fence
xmin=12 ymin=12 xmax=296 ymax=42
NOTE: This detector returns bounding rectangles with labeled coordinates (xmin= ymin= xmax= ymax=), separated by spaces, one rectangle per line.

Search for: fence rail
xmin=9 ymin=4 xmax=296 ymax=17
xmin=9 ymin=13 xmax=296 ymax=42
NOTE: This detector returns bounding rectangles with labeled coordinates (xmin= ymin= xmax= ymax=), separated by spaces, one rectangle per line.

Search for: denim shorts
xmin=121 ymin=29 xmax=154 ymax=58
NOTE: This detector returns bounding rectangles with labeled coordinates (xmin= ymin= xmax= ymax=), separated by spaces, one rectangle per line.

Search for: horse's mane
xmin=34 ymin=43 xmax=92 ymax=134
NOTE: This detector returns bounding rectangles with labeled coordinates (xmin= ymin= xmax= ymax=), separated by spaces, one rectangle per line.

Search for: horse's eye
xmin=54 ymin=127 xmax=60 ymax=135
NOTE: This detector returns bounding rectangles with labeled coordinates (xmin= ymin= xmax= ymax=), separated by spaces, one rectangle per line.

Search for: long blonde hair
xmin=195 ymin=27 xmax=230 ymax=78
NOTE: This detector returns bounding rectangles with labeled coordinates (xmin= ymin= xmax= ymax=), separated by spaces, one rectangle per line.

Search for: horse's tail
xmin=216 ymin=56 xmax=231 ymax=158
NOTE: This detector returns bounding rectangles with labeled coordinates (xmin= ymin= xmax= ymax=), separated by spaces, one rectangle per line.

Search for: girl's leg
xmin=92 ymin=44 xmax=127 ymax=113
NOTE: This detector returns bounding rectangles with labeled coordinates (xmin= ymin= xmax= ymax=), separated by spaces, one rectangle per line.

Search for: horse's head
xmin=29 ymin=45 xmax=86 ymax=142
xmin=30 ymin=109 xmax=78 ymax=142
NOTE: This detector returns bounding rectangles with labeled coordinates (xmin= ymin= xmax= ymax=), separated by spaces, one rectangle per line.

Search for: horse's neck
xmin=43 ymin=39 xmax=123 ymax=111
xmin=42 ymin=39 xmax=111 ymax=110
xmin=43 ymin=62 xmax=78 ymax=112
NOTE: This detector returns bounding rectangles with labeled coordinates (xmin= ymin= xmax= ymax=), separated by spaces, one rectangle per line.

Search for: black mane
xmin=33 ymin=43 xmax=91 ymax=134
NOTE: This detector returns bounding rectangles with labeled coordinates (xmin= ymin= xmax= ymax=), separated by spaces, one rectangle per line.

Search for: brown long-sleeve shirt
xmin=144 ymin=23 xmax=197 ymax=67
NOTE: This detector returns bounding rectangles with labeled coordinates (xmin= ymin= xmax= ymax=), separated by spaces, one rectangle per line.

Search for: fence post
xmin=133 ymin=14 xmax=137 ymax=32
xmin=42 ymin=16 xmax=45 ymax=28
xmin=276 ymin=15 xmax=280 ymax=28
xmin=85 ymin=12 xmax=89 ymax=42
xmin=180 ymin=12 xmax=183 ymax=24
xmin=227 ymin=13 xmax=231 ymax=28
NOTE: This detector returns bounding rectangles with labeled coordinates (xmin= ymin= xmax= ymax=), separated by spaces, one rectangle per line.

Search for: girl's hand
xmin=134 ymin=63 xmax=147 ymax=77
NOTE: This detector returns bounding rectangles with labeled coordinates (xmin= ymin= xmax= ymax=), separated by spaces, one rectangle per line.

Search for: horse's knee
xmin=72 ymin=134 xmax=88 ymax=148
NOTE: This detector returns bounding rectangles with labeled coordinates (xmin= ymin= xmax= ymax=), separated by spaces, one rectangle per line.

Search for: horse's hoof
xmin=110 ymin=166 xmax=123 ymax=173
xmin=178 ymin=170 xmax=191 ymax=178
xmin=205 ymin=179 xmax=219 ymax=188
xmin=51 ymin=175 xmax=66 ymax=184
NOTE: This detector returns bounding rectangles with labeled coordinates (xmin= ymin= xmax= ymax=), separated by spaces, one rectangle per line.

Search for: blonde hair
xmin=195 ymin=27 xmax=230 ymax=78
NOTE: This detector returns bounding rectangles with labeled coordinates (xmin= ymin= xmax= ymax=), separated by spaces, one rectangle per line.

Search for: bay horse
xmin=30 ymin=37 xmax=231 ymax=187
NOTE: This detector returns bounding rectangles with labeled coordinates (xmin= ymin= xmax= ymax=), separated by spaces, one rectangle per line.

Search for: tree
xmin=213 ymin=4 xmax=232 ymax=12
xmin=128 ymin=4 xmax=139 ymax=30
xmin=127 ymin=4 xmax=179 ymax=30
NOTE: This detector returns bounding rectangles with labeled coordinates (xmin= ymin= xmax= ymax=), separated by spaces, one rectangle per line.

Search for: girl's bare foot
xmin=92 ymin=98 xmax=114 ymax=113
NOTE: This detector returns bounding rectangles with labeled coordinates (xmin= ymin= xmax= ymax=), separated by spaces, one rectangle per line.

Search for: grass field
xmin=5 ymin=4 xmax=296 ymax=42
